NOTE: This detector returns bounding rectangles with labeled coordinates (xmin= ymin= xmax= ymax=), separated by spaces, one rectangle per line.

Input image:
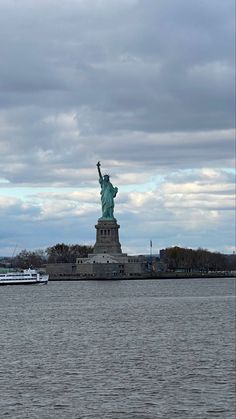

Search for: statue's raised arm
xmin=96 ymin=161 xmax=103 ymax=181
xmin=96 ymin=162 xmax=118 ymax=220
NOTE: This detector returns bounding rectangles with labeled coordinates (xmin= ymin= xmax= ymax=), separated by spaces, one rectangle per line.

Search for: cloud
xmin=0 ymin=118 xmax=234 ymax=186
xmin=1 ymin=167 xmax=234 ymax=255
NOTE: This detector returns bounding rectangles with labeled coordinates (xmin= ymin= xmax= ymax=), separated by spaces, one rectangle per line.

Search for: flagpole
xmin=150 ymin=240 xmax=152 ymax=258
xmin=149 ymin=240 xmax=153 ymax=272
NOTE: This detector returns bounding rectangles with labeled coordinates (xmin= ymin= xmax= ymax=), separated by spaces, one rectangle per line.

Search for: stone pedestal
xmin=93 ymin=219 xmax=122 ymax=255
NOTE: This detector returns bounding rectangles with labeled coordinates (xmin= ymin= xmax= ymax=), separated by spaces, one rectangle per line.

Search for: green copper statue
xmin=97 ymin=161 xmax=118 ymax=220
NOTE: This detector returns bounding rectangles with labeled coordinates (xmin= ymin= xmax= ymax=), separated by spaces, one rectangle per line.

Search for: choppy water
xmin=0 ymin=278 xmax=235 ymax=419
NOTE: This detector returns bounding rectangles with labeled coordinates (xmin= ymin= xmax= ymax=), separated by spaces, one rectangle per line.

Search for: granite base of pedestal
xmin=93 ymin=219 xmax=122 ymax=255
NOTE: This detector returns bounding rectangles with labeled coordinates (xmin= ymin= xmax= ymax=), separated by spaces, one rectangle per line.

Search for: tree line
xmin=1 ymin=244 xmax=235 ymax=271
xmin=161 ymin=246 xmax=236 ymax=272
xmin=9 ymin=243 xmax=94 ymax=269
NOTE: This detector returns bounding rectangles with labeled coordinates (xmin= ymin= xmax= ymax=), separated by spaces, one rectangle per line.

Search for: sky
xmin=0 ymin=0 xmax=235 ymax=256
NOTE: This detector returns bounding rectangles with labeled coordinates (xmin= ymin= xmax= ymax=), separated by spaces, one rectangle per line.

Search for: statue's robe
xmin=99 ymin=178 xmax=118 ymax=219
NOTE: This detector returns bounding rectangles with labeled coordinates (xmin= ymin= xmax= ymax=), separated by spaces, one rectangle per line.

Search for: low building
xmin=75 ymin=253 xmax=148 ymax=278
xmin=46 ymin=262 xmax=76 ymax=278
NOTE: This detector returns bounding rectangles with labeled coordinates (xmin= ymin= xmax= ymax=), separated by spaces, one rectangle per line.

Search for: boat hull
xmin=0 ymin=269 xmax=49 ymax=285
xmin=0 ymin=278 xmax=48 ymax=285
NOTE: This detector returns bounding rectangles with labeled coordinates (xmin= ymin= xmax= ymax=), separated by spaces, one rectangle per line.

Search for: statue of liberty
xmin=96 ymin=161 xmax=118 ymax=220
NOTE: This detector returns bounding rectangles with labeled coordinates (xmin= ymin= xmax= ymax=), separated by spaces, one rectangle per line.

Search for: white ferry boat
xmin=0 ymin=268 xmax=49 ymax=285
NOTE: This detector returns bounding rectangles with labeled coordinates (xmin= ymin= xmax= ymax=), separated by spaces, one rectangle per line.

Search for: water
xmin=0 ymin=278 xmax=235 ymax=419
